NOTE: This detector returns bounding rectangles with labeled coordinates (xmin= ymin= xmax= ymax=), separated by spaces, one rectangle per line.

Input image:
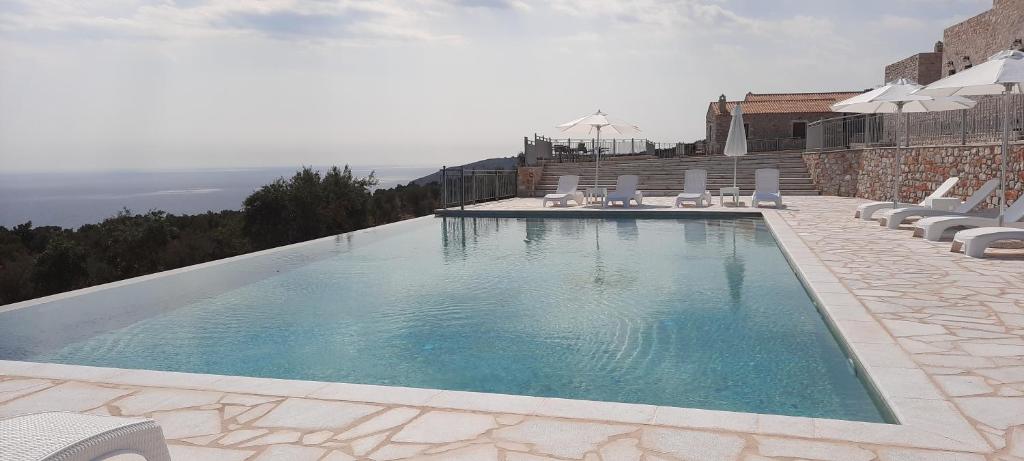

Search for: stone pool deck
xmin=2 ymin=196 xmax=1023 ymax=460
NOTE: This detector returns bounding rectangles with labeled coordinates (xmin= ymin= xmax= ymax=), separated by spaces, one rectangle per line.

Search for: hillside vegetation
xmin=0 ymin=166 xmax=440 ymax=305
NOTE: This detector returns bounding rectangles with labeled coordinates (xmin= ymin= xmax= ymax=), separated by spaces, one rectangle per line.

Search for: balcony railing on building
xmin=806 ymin=94 xmax=1024 ymax=151
xmin=703 ymin=137 xmax=806 ymax=155
xmin=523 ymin=135 xmax=712 ymax=164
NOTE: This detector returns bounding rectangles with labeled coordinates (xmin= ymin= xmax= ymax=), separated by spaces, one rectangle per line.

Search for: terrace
xmin=2 ymin=196 xmax=1021 ymax=460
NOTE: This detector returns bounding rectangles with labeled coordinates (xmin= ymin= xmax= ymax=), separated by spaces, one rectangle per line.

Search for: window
xmin=743 ymin=123 xmax=751 ymax=139
xmin=792 ymin=121 xmax=807 ymax=138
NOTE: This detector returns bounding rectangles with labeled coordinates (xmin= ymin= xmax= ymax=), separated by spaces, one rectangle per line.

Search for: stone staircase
xmin=533 ymin=151 xmax=820 ymax=197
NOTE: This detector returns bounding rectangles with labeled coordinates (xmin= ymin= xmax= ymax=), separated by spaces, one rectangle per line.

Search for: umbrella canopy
xmin=915 ymin=50 xmax=1024 ymax=97
xmin=917 ymin=50 xmax=1024 ymax=225
xmin=557 ymin=110 xmax=641 ymax=188
xmin=557 ymin=110 xmax=642 ymax=137
xmin=832 ymin=79 xmax=976 ymax=113
xmin=831 ymin=79 xmax=976 ymax=207
xmin=723 ymin=104 xmax=747 ymax=188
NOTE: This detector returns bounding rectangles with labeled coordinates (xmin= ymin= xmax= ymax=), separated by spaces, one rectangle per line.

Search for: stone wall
xmin=517 ymin=166 xmax=543 ymax=197
xmin=884 ymin=52 xmax=942 ymax=85
xmin=706 ymin=111 xmax=838 ymax=154
xmin=943 ymin=0 xmax=1024 ymax=76
xmin=803 ymin=143 xmax=1024 ymax=208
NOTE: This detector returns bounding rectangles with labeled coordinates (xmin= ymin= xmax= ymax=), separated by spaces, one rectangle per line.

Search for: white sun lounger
xmin=0 ymin=412 xmax=171 ymax=461
xmin=675 ymin=169 xmax=711 ymax=208
xmin=751 ymin=169 xmax=782 ymax=208
xmin=542 ymin=175 xmax=584 ymax=207
xmin=915 ymin=198 xmax=1024 ymax=240
xmin=855 ymin=177 xmax=959 ymax=221
xmin=604 ymin=175 xmax=643 ymax=208
xmin=878 ymin=179 xmax=999 ymax=229
xmin=951 ymin=227 xmax=1024 ymax=258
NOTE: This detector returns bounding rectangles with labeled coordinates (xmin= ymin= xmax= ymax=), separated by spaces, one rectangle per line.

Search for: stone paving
xmin=1 ymin=196 xmax=1023 ymax=461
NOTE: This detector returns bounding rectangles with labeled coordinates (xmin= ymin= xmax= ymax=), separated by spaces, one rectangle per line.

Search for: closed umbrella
xmin=557 ymin=110 xmax=642 ymax=188
xmin=832 ymin=79 xmax=976 ymax=207
xmin=723 ymin=104 xmax=747 ymax=188
xmin=917 ymin=50 xmax=1024 ymax=225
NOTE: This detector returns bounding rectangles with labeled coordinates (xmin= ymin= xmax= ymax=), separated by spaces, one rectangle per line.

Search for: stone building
xmin=886 ymin=0 xmax=1024 ymax=83
xmin=705 ymin=92 xmax=864 ymax=155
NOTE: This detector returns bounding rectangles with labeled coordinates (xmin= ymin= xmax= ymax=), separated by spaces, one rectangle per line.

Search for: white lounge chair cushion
xmin=857 ymin=201 xmax=919 ymax=221
xmin=542 ymin=175 xmax=583 ymax=207
xmin=605 ymin=175 xmax=642 ymax=207
xmin=542 ymin=192 xmax=583 ymax=206
xmin=914 ymin=216 xmax=1024 ymax=240
xmin=0 ymin=412 xmax=171 ymax=461
xmin=879 ymin=178 xmax=999 ymax=228
xmin=751 ymin=169 xmax=782 ymax=208
xmin=855 ymin=177 xmax=959 ymax=219
xmin=953 ymin=227 xmax=1024 ymax=258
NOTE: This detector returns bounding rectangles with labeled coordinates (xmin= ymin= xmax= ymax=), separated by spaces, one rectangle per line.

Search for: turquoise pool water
xmin=1 ymin=216 xmax=885 ymax=422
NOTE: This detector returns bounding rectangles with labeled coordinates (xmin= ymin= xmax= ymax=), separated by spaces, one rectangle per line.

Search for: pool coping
xmin=0 ymin=206 xmax=993 ymax=454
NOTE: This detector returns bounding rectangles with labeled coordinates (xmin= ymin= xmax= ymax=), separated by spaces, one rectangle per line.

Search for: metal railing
xmin=807 ymin=94 xmax=1024 ymax=151
xmin=439 ymin=168 xmax=517 ymax=210
xmin=532 ymin=137 xmax=707 ymax=163
xmin=705 ymin=137 xmax=807 ymax=155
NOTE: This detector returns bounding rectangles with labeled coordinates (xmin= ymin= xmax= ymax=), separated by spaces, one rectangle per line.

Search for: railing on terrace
xmin=525 ymin=134 xmax=708 ymax=164
xmin=806 ymin=94 xmax=1024 ymax=151
xmin=439 ymin=168 xmax=517 ymax=210
xmin=704 ymin=137 xmax=806 ymax=155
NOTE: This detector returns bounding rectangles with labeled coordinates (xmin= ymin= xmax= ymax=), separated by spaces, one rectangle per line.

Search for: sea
xmin=0 ymin=166 xmax=437 ymax=229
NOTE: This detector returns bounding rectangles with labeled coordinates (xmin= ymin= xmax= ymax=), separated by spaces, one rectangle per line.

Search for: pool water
xmin=3 ymin=216 xmax=885 ymax=422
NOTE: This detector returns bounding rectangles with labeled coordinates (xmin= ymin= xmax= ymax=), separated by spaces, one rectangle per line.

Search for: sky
xmin=0 ymin=0 xmax=991 ymax=171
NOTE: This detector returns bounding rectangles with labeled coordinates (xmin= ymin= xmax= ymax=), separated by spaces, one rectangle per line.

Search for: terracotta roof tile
xmin=709 ymin=91 xmax=866 ymax=116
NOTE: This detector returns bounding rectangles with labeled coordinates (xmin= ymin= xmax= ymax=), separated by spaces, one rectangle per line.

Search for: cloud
xmin=0 ymin=0 xmax=461 ymax=45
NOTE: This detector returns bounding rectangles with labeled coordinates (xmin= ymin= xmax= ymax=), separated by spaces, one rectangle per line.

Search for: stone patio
xmin=2 ymin=196 xmax=1023 ymax=460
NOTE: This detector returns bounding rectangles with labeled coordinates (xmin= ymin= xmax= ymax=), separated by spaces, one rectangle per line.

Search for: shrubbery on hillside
xmin=0 ymin=166 xmax=440 ymax=305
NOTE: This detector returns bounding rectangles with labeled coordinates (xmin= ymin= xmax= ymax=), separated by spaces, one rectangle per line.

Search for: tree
xmin=31 ymin=235 xmax=88 ymax=295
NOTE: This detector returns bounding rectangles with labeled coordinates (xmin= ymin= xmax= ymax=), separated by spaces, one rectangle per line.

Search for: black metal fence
xmin=439 ymin=168 xmax=518 ymax=209
xmin=806 ymin=94 xmax=1024 ymax=151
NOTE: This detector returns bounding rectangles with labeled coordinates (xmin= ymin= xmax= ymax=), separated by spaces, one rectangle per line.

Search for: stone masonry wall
xmin=943 ymin=0 xmax=1024 ymax=76
xmin=884 ymin=52 xmax=942 ymax=85
xmin=803 ymin=143 xmax=1024 ymax=208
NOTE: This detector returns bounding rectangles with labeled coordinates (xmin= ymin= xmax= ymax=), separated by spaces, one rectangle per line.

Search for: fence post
xmin=494 ymin=170 xmax=498 ymax=200
xmin=960 ymin=110 xmax=967 ymax=145
xmin=441 ymin=166 xmax=447 ymax=208
xmin=514 ymin=168 xmax=519 ymax=199
xmin=471 ymin=170 xmax=477 ymax=204
xmin=460 ymin=168 xmax=465 ymax=211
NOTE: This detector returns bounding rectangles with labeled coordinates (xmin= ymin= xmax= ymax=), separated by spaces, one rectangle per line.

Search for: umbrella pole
xmin=733 ymin=156 xmax=738 ymax=189
xmin=893 ymin=104 xmax=904 ymax=209
xmin=999 ymin=87 xmax=1011 ymax=226
xmin=595 ymin=126 xmax=601 ymax=189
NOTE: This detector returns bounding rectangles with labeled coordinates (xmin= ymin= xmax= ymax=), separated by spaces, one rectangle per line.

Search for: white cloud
xmin=0 ymin=0 xmax=996 ymax=171
xmin=0 ymin=0 xmax=462 ymax=45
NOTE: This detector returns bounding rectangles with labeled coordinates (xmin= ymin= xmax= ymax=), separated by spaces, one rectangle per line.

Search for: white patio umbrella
xmin=917 ymin=49 xmax=1024 ymax=225
xmin=832 ymin=79 xmax=976 ymax=207
xmin=723 ymin=104 xmax=747 ymax=188
xmin=557 ymin=110 xmax=642 ymax=188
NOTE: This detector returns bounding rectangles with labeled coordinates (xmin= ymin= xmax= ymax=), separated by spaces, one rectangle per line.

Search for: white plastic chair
xmin=604 ymin=175 xmax=643 ymax=208
xmin=751 ymin=169 xmax=782 ymax=208
xmin=951 ymin=226 xmax=1024 ymax=258
xmin=915 ymin=197 xmax=1024 ymax=240
xmin=856 ymin=177 xmax=959 ymax=221
xmin=878 ymin=178 xmax=998 ymax=229
xmin=542 ymin=175 xmax=584 ymax=207
xmin=0 ymin=412 xmax=171 ymax=461
xmin=675 ymin=169 xmax=712 ymax=208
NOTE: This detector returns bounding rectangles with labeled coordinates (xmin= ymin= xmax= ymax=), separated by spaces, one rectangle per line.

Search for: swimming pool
xmin=0 ymin=216 xmax=886 ymax=422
